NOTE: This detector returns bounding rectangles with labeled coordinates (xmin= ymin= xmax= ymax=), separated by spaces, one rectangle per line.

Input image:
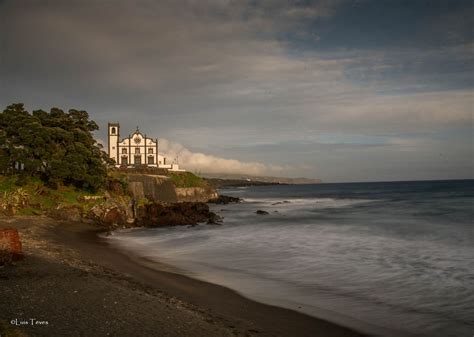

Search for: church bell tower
xmin=108 ymin=122 xmax=120 ymax=164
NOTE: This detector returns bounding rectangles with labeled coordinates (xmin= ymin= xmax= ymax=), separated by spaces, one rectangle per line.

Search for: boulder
xmin=0 ymin=228 xmax=23 ymax=264
xmin=87 ymin=200 xmax=129 ymax=227
xmin=208 ymin=195 xmax=241 ymax=204
xmin=256 ymin=210 xmax=269 ymax=215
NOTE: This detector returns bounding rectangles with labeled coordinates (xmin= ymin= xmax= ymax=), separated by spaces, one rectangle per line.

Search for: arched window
xmin=111 ymin=127 xmax=116 ymax=134
xmin=135 ymin=147 xmax=140 ymax=154
xmin=148 ymin=148 xmax=153 ymax=154
xmin=122 ymin=148 xmax=127 ymax=154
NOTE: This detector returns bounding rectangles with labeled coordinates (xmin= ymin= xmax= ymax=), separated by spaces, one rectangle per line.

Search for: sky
xmin=1 ymin=0 xmax=473 ymax=182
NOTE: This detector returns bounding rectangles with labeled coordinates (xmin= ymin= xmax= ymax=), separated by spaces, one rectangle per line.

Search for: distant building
xmin=107 ymin=122 xmax=184 ymax=171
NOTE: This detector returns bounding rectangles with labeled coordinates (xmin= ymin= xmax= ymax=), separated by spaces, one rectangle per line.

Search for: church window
xmin=122 ymin=148 xmax=127 ymax=154
xmin=135 ymin=147 xmax=140 ymax=154
xmin=134 ymin=155 xmax=141 ymax=165
xmin=148 ymin=156 xmax=154 ymax=164
xmin=121 ymin=156 xmax=128 ymax=165
xmin=111 ymin=127 xmax=116 ymax=134
xmin=148 ymin=148 xmax=153 ymax=154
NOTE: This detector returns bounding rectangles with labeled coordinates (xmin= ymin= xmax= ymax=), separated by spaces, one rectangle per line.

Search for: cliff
xmin=126 ymin=173 xmax=218 ymax=203
xmin=1 ymin=172 xmax=222 ymax=229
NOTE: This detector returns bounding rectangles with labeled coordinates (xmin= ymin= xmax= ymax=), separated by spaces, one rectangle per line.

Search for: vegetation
xmin=169 ymin=172 xmax=207 ymax=188
xmin=0 ymin=103 xmax=112 ymax=191
xmin=0 ymin=175 xmax=104 ymax=216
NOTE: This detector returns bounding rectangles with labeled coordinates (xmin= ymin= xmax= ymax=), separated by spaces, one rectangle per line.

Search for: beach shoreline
xmin=0 ymin=216 xmax=367 ymax=337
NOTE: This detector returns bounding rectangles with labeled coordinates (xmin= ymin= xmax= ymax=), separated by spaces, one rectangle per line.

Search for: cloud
xmin=158 ymin=138 xmax=286 ymax=175
xmin=1 ymin=0 xmax=472 ymax=181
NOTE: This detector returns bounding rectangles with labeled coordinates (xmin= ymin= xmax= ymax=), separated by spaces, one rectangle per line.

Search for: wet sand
xmin=0 ymin=216 xmax=367 ymax=337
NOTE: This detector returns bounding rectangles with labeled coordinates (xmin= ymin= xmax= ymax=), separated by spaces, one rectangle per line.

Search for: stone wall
xmin=127 ymin=174 xmax=178 ymax=202
xmin=175 ymin=187 xmax=219 ymax=202
xmin=126 ymin=174 xmax=218 ymax=203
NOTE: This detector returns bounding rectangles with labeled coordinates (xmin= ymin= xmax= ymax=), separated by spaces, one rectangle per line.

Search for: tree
xmin=0 ymin=103 xmax=113 ymax=191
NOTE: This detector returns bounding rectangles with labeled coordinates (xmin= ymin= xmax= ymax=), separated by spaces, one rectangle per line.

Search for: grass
xmin=0 ymin=175 xmax=105 ymax=216
xmin=168 ymin=172 xmax=207 ymax=188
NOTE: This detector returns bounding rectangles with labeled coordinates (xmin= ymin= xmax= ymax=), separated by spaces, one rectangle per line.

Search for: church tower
xmin=108 ymin=122 xmax=120 ymax=164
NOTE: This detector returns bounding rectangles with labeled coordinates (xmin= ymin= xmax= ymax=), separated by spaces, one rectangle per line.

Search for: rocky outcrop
xmin=87 ymin=199 xmax=134 ymax=227
xmin=136 ymin=202 xmax=221 ymax=227
xmin=208 ymin=195 xmax=241 ymax=204
xmin=46 ymin=174 xmax=222 ymax=229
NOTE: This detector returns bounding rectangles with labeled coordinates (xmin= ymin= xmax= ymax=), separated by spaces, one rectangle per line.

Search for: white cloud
xmin=158 ymin=138 xmax=286 ymax=175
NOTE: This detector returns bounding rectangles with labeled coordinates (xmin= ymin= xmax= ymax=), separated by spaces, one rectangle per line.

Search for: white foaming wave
xmin=242 ymin=197 xmax=375 ymax=208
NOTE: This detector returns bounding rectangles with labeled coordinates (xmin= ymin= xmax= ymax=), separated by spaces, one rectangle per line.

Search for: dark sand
xmin=0 ymin=216 xmax=367 ymax=337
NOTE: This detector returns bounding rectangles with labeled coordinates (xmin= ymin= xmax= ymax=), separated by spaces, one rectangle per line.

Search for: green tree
xmin=0 ymin=103 xmax=112 ymax=191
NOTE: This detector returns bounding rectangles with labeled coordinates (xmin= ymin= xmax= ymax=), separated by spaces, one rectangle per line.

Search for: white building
xmin=107 ymin=122 xmax=184 ymax=171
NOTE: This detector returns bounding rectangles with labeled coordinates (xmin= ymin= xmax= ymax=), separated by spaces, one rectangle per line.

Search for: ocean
xmin=105 ymin=180 xmax=474 ymax=337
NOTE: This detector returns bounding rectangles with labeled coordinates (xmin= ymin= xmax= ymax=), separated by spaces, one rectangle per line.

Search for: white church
xmin=107 ymin=122 xmax=184 ymax=171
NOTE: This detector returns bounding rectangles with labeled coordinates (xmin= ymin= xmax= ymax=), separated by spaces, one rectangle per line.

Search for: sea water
xmin=106 ymin=180 xmax=474 ymax=337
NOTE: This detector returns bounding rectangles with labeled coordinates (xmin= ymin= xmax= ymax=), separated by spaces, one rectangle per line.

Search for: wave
xmin=242 ymin=197 xmax=376 ymax=208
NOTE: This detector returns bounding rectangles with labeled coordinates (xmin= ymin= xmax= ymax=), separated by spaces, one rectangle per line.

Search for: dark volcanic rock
xmin=207 ymin=212 xmax=223 ymax=225
xmin=87 ymin=200 xmax=130 ymax=227
xmin=136 ymin=202 xmax=221 ymax=227
xmin=208 ymin=195 xmax=241 ymax=204
xmin=255 ymin=210 xmax=269 ymax=215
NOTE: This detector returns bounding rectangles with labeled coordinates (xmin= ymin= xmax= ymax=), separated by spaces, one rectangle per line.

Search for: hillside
xmin=202 ymin=173 xmax=322 ymax=188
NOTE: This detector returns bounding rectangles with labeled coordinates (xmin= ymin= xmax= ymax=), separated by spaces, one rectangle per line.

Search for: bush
xmin=0 ymin=188 xmax=29 ymax=215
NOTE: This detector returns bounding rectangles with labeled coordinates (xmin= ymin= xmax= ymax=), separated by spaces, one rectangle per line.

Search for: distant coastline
xmin=203 ymin=173 xmax=322 ymax=188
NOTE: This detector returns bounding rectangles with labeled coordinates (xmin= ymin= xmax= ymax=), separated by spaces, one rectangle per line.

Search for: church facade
xmin=107 ymin=122 xmax=183 ymax=171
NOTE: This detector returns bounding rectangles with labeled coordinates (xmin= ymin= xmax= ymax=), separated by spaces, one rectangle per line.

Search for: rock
xmin=136 ymin=201 xmax=220 ymax=227
xmin=207 ymin=212 xmax=223 ymax=225
xmin=102 ymin=207 xmax=126 ymax=226
xmin=208 ymin=195 xmax=242 ymax=204
xmin=48 ymin=205 xmax=82 ymax=222
xmin=0 ymin=228 xmax=23 ymax=264
xmin=256 ymin=210 xmax=269 ymax=215
xmin=87 ymin=200 xmax=129 ymax=227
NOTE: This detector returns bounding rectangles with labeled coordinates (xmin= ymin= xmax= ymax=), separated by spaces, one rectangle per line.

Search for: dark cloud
xmin=0 ymin=0 xmax=472 ymax=181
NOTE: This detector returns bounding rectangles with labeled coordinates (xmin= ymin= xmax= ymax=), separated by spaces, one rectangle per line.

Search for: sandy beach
xmin=0 ymin=216 xmax=366 ymax=337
